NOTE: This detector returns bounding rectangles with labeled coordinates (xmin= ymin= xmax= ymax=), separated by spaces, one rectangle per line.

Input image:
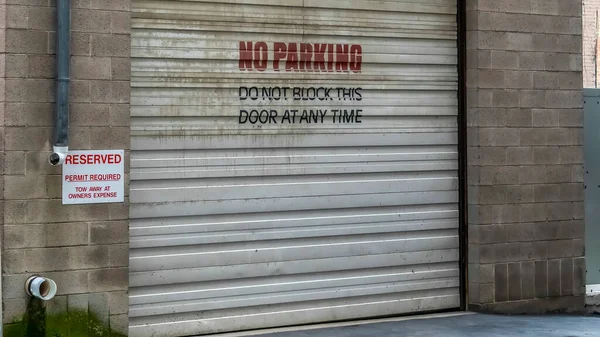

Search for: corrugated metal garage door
xmin=129 ymin=1 xmax=460 ymax=336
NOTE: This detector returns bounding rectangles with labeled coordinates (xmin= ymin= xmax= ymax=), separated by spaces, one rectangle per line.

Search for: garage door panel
xmin=129 ymin=290 xmax=460 ymax=337
xmin=130 ymin=0 xmax=460 ymax=335
xmin=130 ymin=249 xmax=459 ymax=287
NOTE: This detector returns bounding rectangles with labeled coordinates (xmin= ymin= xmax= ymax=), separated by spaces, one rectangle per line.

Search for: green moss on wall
xmin=4 ymin=299 xmax=126 ymax=337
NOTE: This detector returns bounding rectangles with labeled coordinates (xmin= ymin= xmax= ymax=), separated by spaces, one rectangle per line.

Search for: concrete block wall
xmin=466 ymin=0 xmax=586 ymax=312
xmin=583 ymin=0 xmax=600 ymax=87
xmin=1 ymin=0 xmax=130 ymax=334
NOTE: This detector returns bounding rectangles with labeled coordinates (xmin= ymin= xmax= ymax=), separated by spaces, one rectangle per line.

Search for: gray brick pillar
xmin=2 ymin=0 xmax=131 ymax=334
xmin=466 ymin=0 xmax=586 ymax=312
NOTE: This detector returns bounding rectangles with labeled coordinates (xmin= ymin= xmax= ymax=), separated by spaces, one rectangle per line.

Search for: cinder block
xmin=4 ymin=224 xmax=45 ymax=249
xmin=571 ymin=128 xmax=583 ymax=145
xmin=91 ymin=33 xmax=130 ymax=57
xmin=505 ymin=71 xmax=533 ymax=89
xmin=6 ymin=54 xmax=27 ymax=78
xmin=6 ymin=29 xmax=48 ymax=54
xmin=534 ymin=184 xmax=561 ymax=202
xmin=90 ymin=221 xmax=128 ymax=245
xmin=559 ymin=0 xmax=581 ymax=17
xmin=505 ymin=223 xmax=534 ymax=242
xmin=522 ymin=261 xmax=535 ymax=300
xmin=560 ymin=146 xmax=583 ymax=163
xmin=559 ymin=183 xmax=583 ymax=202
xmin=534 ymin=146 xmax=561 ymax=164
xmin=490 ymin=50 xmax=519 ymax=70
xmin=532 ymin=34 xmax=558 ymax=52
xmin=519 ymin=90 xmax=546 ymax=108
xmin=506 ymin=185 xmax=534 ymax=203
xmin=47 ymin=295 xmax=68 ymax=315
xmin=508 ymin=263 xmax=521 ymax=301
xmin=73 ymin=9 xmax=111 ymax=33
xmin=111 ymin=11 xmax=130 ymax=34
xmin=572 ymin=165 xmax=583 ymax=182
xmin=479 ymin=70 xmax=505 ymax=89
xmin=4 ymin=151 xmax=26 ymax=174
xmin=7 ymin=5 xmax=28 ymax=29
xmin=109 ymin=244 xmax=128 ymax=267
xmin=519 ymin=165 xmax=547 ymax=184
xmin=533 ymin=72 xmax=559 ymax=89
xmin=70 ymin=80 xmax=92 ymax=103
xmin=520 ymin=128 xmax=546 ymax=146
xmin=5 ymin=103 xmax=53 ymax=126
xmin=546 ymin=90 xmax=583 ymax=109
xmin=111 ymin=57 xmax=130 ymax=80
xmin=6 ymin=79 xmax=54 ymax=103
xmin=479 ymin=128 xmax=520 ymax=146
xmin=72 ymin=32 xmax=92 ymax=56
xmin=109 ymin=104 xmax=130 ymax=126
xmin=3 ymin=298 xmax=28 ymax=324
xmin=70 ymin=103 xmax=110 ymax=126
xmin=5 ymin=174 xmax=61 ymax=199
xmin=495 ymin=263 xmax=509 ymax=302
xmin=560 ymin=258 xmax=574 ymax=296
xmin=28 ymin=6 xmax=55 ymax=31
xmin=108 ymin=291 xmax=129 ymax=315
xmin=492 ymin=90 xmax=519 ymax=108
xmin=557 ymin=35 xmax=582 ymax=54
xmin=519 ymin=52 xmax=545 ymax=70
xmin=480 ymin=244 xmax=494 ymax=264
xmin=547 ymin=260 xmax=561 ymax=296
xmin=531 ymin=0 xmax=559 ymax=15
xmin=110 ymin=314 xmax=128 ymax=335
xmin=506 ymin=147 xmax=533 ymax=165
xmin=91 ymin=0 xmax=130 ymax=11
xmin=46 ymin=223 xmax=89 ymax=247
xmin=5 ymin=246 xmax=109 ymax=273
xmin=520 ymin=203 xmax=546 ymax=222
xmin=480 ymin=283 xmax=494 ymax=304
xmin=88 ymin=268 xmax=128 ymax=292
xmin=478 ymin=50 xmax=492 ymax=69
xmin=478 ymin=0 xmax=531 ymax=13
xmin=91 ymin=80 xmax=130 ymax=103
xmin=89 ymin=292 xmax=110 ymax=324
xmin=506 ymin=109 xmax=532 ymax=126
xmin=544 ymin=165 xmax=571 ymax=184
xmin=68 ymin=294 xmax=89 ymax=311
xmin=108 ymin=199 xmax=129 ymax=219
xmin=4 ymin=126 xmax=52 ymax=150
xmin=572 ymin=239 xmax=584 ymax=257
xmin=72 ymin=56 xmax=112 ymax=80
xmin=88 ymin=126 xmax=130 ymax=149
xmin=506 ymin=32 xmax=535 ymax=51
xmin=547 ymin=239 xmax=573 ymax=259
xmin=469 ymin=282 xmax=481 ymax=304
xmin=3 ymin=249 xmax=26 ymax=274
xmin=573 ymin=257 xmax=585 ymax=296
xmin=559 ymin=72 xmax=583 ymax=89
xmin=494 ymin=242 xmax=521 ymax=263
xmin=480 ymin=225 xmax=507 ymax=244
xmin=532 ymin=109 xmax=559 ymax=127
xmin=478 ymin=31 xmax=508 ymax=50
xmin=535 ymin=260 xmax=548 ymax=298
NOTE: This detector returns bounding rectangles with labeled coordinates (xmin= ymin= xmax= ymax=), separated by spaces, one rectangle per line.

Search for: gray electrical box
xmin=584 ymin=89 xmax=600 ymax=289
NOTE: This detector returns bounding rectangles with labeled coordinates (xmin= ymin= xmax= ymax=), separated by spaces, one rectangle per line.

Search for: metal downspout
xmin=49 ymin=0 xmax=70 ymax=166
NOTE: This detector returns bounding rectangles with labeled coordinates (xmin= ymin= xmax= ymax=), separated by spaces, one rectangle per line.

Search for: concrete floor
xmin=251 ymin=313 xmax=600 ymax=337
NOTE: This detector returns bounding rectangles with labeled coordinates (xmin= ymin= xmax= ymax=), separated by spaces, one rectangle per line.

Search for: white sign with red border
xmin=62 ymin=150 xmax=125 ymax=205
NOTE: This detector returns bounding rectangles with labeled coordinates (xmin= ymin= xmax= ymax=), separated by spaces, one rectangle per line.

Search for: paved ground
xmin=254 ymin=313 xmax=600 ymax=337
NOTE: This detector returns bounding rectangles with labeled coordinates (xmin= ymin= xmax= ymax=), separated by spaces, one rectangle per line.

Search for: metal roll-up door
xmin=129 ymin=1 xmax=460 ymax=336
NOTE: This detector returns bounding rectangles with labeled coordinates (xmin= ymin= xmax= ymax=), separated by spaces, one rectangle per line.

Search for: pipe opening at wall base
xmin=25 ymin=276 xmax=58 ymax=301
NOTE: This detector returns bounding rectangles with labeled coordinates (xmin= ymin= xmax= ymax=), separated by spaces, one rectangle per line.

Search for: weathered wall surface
xmin=583 ymin=0 xmax=600 ymax=87
xmin=466 ymin=0 xmax=586 ymax=312
xmin=2 ymin=0 xmax=130 ymax=334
